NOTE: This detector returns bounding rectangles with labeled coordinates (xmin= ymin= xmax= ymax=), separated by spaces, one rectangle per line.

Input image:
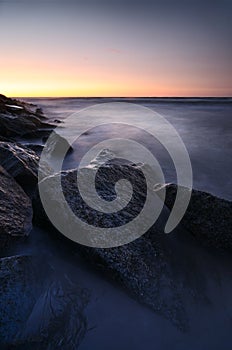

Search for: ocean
xmin=23 ymin=97 xmax=232 ymax=200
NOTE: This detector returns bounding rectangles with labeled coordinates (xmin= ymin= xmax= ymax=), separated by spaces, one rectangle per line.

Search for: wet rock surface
xmin=0 ymin=142 xmax=48 ymax=194
xmin=0 ymin=166 xmax=32 ymax=250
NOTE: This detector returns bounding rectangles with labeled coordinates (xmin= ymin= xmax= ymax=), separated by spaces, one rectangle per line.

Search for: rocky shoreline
xmin=0 ymin=95 xmax=88 ymax=349
xmin=0 ymin=94 xmax=232 ymax=348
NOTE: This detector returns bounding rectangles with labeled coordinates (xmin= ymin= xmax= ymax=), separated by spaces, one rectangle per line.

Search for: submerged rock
xmin=0 ymin=166 xmax=32 ymax=249
xmin=0 ymin=255 xmax=89 ymax=349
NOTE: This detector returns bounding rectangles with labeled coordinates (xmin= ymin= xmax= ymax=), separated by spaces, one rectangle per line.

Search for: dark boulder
xmin=34 ymin=161 xmax=227 ymax=331
xmin=0 ymin=94 xmax=53 ymax=140
xmin=0 ymin=166 xmax=32 ymax=250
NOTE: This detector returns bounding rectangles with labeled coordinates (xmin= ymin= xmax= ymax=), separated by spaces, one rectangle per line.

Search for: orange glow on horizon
xmin=1 ymin=58 xmax=231 ymax=98
xmin=1 ymin=78 xmax=231 ymax=98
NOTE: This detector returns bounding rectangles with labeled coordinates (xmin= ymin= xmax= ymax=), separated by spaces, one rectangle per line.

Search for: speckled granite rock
xmin=33 ymin=162 xmax=220 ymax=331
xmin=33 ymin=162 xmax=147 ymax=230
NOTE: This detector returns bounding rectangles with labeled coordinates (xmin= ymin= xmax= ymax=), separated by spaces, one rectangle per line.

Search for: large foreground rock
xmin=33 ymin=160 xmax=232 ymax=330
xmin=0 ymin=166 xmax=32 ymax=249
xmin=0 ymin=255 xmax=89 ymax=349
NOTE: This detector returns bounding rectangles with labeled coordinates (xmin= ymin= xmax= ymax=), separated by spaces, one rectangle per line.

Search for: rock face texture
xmin=0 ymin=166 xmax=32 ymax=249
xmin=33 ymin=162 xmax=232 ymax=251
xmin=0 ymin=142 xmax=40 ymax=188
xmin=157 ymin=183 xmax=232 ymax=251
xmin=0 ymin=255 xmax=89 ymax=349
xmin=33 ymin=162 xmax=148 ymax=231
xmin=0 ymin=142 xmax=50 ymax=195
xmin=33 ymin=161 xmax=231 ymax=331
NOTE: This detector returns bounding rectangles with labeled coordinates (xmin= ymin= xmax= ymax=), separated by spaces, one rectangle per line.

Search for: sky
xmin=0 ymin=0 xmax=231 ymax=97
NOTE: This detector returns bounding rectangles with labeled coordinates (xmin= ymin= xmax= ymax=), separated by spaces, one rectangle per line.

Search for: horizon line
xmin=10 ymin=96 xmax=232 ymax=99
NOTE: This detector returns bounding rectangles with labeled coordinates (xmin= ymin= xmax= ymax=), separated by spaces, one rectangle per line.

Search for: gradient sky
xmin=0 ymin=0 xmax=231 ymax=97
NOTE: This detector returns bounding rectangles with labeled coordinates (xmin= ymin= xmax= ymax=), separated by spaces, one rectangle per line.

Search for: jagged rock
xmin=0 ymin=94 xmax=28 ymax=113
xmin=0 ymin=255 xmax=89 ymax=349
xmin=0 ymin=142 xmax=39 ymax=183
xmin=33 ymin=161 xmax=148 ymax=231
xmin=42 ymin=131 xmax=73 ymax=157
xmin=0 ymin=142 xmax=50 ymax=194
xmin=156 ymin=183 xmax=232 ymax=251
xmin=0 ymin=94 xmax=34 ymax=111
xmin=0 ymin=166 xmax=32 ymax=249
xmin=0 ymin=94 xmax=53 ymax=140
xmin=33 ymin=160 xmax=214 ymax=331
xmin=33 ymin=152 xmax=232 ymax=330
